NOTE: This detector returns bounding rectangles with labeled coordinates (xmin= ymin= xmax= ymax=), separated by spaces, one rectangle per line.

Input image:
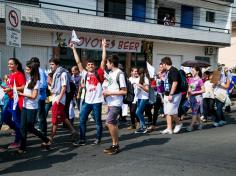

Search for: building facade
xmin=0 ymin=0 xmax=234 ymax=75
xmin=219 ymin=1 xmax=236 ymax=68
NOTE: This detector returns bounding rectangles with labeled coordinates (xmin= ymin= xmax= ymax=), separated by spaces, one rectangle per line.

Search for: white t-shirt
xmin=81 ymin=68 xmax=103 ymax=104
xmin=106 ymin=69 xmax=126 ymax=107
xmin=129 ymin=76 xmax=140 ymax=103
xmin=137 ymin=77 xmax=149 ymax=100
xmin=203 ymin=80 xmax=215 ymax=99
xmin=23 ymin=80 xmax=40 ymax=109
xmin=52 ymin=72 xmax=67 ymax=105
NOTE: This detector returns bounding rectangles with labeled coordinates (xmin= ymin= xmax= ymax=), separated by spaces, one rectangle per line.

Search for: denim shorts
xmin=106 ymin=106 xmax=121 ymax=125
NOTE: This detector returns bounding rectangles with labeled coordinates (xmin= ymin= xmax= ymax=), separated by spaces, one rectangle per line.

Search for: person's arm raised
xmin=100 ymin=38 xmax=106 ymax=70
xmin=70 ymin=43 xmax=84 ymax=72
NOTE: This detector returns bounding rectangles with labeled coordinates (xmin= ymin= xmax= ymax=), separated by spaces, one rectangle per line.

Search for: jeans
xmin=203 ymin=98 xmax=216 ymax=120
xmin=129 ymin=103 xmax=139 ymax=126
xmin=38 ymin=100 xmax=47 ymax=136
xmin=20 ymin=108 xmax=49 ymax=151
xmin=0 ymin=105 xmax=3 ymax=129
xmin=152 ymin=94 xmax=163 ymax=126
xmin=45 ymin=102 xmax=52 ymax=118
xmin=178 ymin=93 xmax=187 ymax=117
xmin=2 ymin=99 xmax=22 ymax=143
xmin=136 ymin=99 xmax=148 ymax=129
xmin=146 ymin=94 xmax=163 ymax=126
xmin=79 ymin=102 xmax=103 ymax=141
xmin=215 ymin=99 xmax=225 ymax=122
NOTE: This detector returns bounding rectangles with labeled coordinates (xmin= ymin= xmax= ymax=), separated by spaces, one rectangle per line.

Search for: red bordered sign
xmin=5 ymin=5 xmax=21 ymax=48
xmin=8 ymin=10 xmax=19 ymax=28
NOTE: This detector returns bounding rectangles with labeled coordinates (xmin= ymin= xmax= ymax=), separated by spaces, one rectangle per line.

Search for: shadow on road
xmin=122 ymin=137 xmax=170 ymax=152
xmin=0 ymin=152 xmax=77 ymax=175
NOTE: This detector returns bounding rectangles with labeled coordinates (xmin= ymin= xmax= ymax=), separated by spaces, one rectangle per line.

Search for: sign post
xmin=5 ymin=5 xmax=21 ymax=49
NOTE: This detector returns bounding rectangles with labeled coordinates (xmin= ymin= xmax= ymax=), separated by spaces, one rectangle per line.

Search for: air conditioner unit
xmin=205 ymin=47 xmax=216 ymax=55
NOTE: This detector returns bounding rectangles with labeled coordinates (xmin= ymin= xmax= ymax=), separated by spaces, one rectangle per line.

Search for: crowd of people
xmin=0 ymin=38 xmax=234 ymax=155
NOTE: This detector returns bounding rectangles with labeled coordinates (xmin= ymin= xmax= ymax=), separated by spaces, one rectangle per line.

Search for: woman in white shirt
xmin=213 ymin=68 xmax=230 ymax=127
xmin=17 ymin=61 xmax=50 ymax=153
xmin=135 ymin=68 xmax=149 ymax=134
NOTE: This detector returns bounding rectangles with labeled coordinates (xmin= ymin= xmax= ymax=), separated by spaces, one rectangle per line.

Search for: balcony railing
xmin=1 ymin=0 xmax=231 ymax=34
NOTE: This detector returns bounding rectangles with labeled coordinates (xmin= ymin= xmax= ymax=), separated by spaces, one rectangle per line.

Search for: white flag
xmin=13 ymin=80 xmax=19 ymax=110
xmin=146 ymin=62 xmax=155 ymax=78
xmin=70 ymin=30 xmax=81 ymax=44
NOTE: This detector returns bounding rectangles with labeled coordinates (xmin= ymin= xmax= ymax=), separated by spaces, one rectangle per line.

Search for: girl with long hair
xmin=17 ymin=61 xmax=51 ymax=153
xmin=186 ymin=67 xmax=205 ymax=132
xmin=135 ymin=68 xmax=149 ymax=134
xmin=2 ymin=58 xmax=26 ymax=149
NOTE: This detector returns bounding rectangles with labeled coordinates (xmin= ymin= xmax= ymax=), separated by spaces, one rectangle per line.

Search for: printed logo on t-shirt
xmin=107 ymin=77 xmax=113 ymax=87
xmin=164 ymin=72 xmax=170 ymax=92
xmin=87 ymin=74 xmax=100 ymax=92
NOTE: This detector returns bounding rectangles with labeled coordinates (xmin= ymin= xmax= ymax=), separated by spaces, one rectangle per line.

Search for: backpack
xmin=179 ymin=69 xmax=188 ymax=93
xmin=116 ymin=71 xmax=135 ymax=104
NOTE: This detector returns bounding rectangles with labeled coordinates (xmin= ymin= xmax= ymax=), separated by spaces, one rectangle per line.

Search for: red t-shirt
xmin=7 ymin=71 xmax=26 ymax=110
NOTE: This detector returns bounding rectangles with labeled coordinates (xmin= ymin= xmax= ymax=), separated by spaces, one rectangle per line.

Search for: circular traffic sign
xmin=8 ymin=10 xmax=19 ymax=28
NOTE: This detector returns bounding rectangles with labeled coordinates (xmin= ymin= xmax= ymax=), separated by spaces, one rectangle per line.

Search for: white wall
xmin=152 ymin=42 xmax=218 ymax=70
xmin=0 ymin=27 xmax=53 ymax=47
xmin=232 ymin=1 xmax=236 ymax=22
xmin=219 ymin=30 xmax=236 ymax=67
xmin=0 ymin=44 xmax=52 ymax=76
xmin=41 ymin=0 xmax=97 ymax=15
xmin=0 ymin=27 xmax=53 ymax=75
xmin=0 ymin=1 xmax=231 ymax=45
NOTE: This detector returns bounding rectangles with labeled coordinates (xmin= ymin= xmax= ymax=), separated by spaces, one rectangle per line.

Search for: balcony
xmin=0 ymin=1 xmax=231 ymax=46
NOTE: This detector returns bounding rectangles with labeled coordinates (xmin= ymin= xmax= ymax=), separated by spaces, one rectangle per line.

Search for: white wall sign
xmin=5 ymin=5 xmax=21 ymax=48
xmin=53 ymin=32 xmax=141 ymax=53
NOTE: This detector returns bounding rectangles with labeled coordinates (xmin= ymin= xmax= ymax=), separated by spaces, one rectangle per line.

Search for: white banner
xmin=53 ymin=32 xmax=142 ymax=53
xmin=13 ymin=80 xmax=19 ymax=110
xmin=5 ymin=5 xmax=21 ymax=48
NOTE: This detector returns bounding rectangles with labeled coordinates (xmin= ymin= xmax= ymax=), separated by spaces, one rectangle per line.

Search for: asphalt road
xmin=0 ymin=106 xmax=236 ymax=176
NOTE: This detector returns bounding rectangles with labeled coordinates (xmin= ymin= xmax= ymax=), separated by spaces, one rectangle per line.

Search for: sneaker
xmin=219 ymin=120 xmax=227 ymax=126
xmin=104 ymin=145 xmax=120 ymax=155
xmin=73 ymin=140 xmax=86 ymax=147
xmin=213 ymin=122 xmax=220 ymax=127
xmin=91 ymin=139 xmax=101 ymax=145
xmin=8 ymin=142 xmax=20 ymax=149
xmin=173 ymin=123 xmax=183 ymax=134
xmin=198 ymin=124 xmax=204 ymax=130
xmin=127 ymin=125 xmax=136 ymax=130
xmin=161 ymin=128 xmax=173 ymax=134
xmin=135 ymin=128 xmax=148 ymax=134
xmin=186 ymin=126 xmax=193 ymax=132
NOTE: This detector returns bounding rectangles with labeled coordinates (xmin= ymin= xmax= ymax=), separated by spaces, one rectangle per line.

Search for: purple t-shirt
xmin=189 ymin=78 xmax=203 ymax=92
